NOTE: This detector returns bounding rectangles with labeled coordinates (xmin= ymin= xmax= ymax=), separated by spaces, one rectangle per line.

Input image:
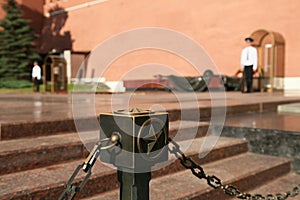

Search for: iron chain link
xmin=59 ymin=133 xmax=120 ymax=200
xmin=168 ymin=138 xmax=300 ymax=200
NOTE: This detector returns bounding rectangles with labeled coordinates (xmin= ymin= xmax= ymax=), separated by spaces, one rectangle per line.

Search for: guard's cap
xmin=245 ymin=37 xmax=254 ymax=43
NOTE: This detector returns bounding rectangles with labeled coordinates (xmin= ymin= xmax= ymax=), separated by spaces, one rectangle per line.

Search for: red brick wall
xmin=0 ymin=0 xmax=44 ymax=34
xmin=21 ymin=0 xmax=44 ymax=34
xmin=1 ymin=0 xmax=300 ymax=79
xmin=39 ymin=0 xmax=300 ymax=78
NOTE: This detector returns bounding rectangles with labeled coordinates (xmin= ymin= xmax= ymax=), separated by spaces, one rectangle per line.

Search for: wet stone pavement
xmin=1 ymin=91 xmax=300 ymax=124
xmin=1 ymin=91 xmax=300 ymax=137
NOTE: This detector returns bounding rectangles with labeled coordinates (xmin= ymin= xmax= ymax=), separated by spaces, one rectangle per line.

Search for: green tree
xmin=0 ymin=0 xmax=40 ymax=81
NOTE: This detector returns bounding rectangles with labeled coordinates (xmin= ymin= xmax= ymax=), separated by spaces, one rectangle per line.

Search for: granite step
xmin=0 ymin=137 xmax=248 ymax=200
xmin=0 ymin=120 xmax=209 ymax=174
xmin=244 ymin=173 xmax=300 ymax=200
xmin=0 ymin=118 xmax=93 ymax=140
xmin=0 ymin=115 xmax=209 ymax=140
xmin=84 ymin=153 xmax=292 ymax=200
xmin=1 ymin=97 xmax=293 ymax=141
xmin=0 ymin=132 xmax=91 ymax=176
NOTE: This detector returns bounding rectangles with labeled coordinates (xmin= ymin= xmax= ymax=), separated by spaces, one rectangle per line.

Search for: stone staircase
xmin=1 ymin=106 xmax=300 ymax=200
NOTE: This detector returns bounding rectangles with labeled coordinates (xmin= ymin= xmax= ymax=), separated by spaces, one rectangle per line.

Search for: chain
xmin=168 ymin=138 xmax=300 ymax=200
xmin=58 ymin=133 xmax=120 ymax=200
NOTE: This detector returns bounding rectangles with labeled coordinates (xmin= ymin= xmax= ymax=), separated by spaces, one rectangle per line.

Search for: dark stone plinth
xmin=220 ymin=126 xmax=300 ymax=174
xmin=0 ymin=117 xmax=98 ymax=140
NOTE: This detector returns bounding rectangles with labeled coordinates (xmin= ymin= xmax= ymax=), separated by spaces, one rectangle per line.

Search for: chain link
xmin=58 ymin=162 xmax=92 ymax=200
xmin=168 ymin=138 xmax=300 ymax=200
xmin=59 ymin=133 xmax=120 ymax=200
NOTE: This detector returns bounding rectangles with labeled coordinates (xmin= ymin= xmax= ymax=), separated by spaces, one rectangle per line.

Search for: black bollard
xmin=99 ymin=108 xmax=169 ymax=200
xmin=118 ymin=170 xmax=151 ymax=200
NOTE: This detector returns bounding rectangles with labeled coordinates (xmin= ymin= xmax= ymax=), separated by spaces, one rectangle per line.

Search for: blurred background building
xmin=0 ymin=0 xmax=299 ymax=92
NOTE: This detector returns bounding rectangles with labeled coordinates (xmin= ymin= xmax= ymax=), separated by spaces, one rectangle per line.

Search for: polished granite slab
xmin=1 ymin=91 xmax=300 ymax=124
xmin=223 ymin=111 xmax=300 ymax=132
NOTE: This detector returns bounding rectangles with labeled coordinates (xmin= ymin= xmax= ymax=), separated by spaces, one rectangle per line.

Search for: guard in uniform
xmin=240 ymin=37 xmax=258 ymax=93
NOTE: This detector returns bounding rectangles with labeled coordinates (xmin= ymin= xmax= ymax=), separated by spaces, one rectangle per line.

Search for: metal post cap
xmin=114 ymin=108 xmax=154 ymax=115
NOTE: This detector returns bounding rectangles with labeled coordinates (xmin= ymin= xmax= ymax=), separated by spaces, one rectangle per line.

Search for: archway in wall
xmin=250 ymin=29 xmax=285 ymax=92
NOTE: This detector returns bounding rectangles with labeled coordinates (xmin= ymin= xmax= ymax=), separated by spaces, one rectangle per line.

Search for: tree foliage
xmin=0 ymin=0 xmax=40 ymax=80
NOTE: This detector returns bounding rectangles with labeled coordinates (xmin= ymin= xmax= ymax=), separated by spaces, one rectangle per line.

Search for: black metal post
xmin=118 ymin=170 xmax=151 ymax=200
xmin=100 ymin=108 xmax=168 ymax=200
